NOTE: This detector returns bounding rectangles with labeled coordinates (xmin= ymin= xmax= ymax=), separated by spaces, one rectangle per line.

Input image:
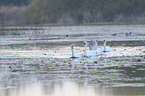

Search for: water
xmin=0 ymin=24 xmax=145 ymax=96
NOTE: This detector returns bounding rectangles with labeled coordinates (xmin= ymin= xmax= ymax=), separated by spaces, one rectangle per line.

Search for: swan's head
xmin=71 ymin=44 xmax=74 ymax=49
xmin=103 ymin=40 xmax=106 ymax=42
xmin=83 ymin=41 xmax=87 ymax=46
xmin=95 ymin=40 xmax=98 ymax=43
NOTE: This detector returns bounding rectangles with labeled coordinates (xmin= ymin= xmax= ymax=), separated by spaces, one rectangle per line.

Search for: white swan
xmin=83 ymin=41 xmax=96 ymax=57
xmin=70 ymin=44 xmax=82 ymax=58
xmin=94 ymin=40 xmax=102 ymax=54
xmin=102 ymin=40 xmax=112 ymax=52
xmin=89 ymin=40 xmax=94 ymax=51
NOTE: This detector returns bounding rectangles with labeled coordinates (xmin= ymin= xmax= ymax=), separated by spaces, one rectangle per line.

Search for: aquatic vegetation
xmin=94 ymin=61 xmax=97 ymax=63
xmin=137 ymin=59 xmax=141 ymax=62
xmin=9 ymin=66 xmax=11 ymax=68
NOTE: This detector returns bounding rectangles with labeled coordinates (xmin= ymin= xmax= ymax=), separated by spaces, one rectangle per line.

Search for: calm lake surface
xmin=0 ymin=25 xmax=145 ymax=96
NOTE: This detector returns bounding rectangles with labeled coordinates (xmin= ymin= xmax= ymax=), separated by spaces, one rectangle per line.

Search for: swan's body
xmin=102 ymin=40 xmax=112 ymax=52
xmin=89 ymin=40 xmax=94 ymax=51
xmin=71 ymin=44 xmax=81 ymax=58
xmin=84 ymin=50 xmax=97 ymax=57
xmin=83 ymin=41 xmax=97 ymax=57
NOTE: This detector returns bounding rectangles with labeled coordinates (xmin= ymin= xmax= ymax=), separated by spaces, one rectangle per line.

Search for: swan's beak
xmin=83 ymin=42 xmax=86 ymax=46
xmin=83 ymin=43 xmax=85 ymax=46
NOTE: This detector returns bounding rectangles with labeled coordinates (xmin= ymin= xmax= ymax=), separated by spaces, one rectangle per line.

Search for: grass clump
xmin=137 ymin=59 xmax=141 ymax=62
xmin=94 ymin=61 xmax=97 ymax=63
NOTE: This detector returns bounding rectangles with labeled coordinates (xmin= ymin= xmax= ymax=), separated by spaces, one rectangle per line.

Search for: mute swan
xmin=102 ymin=40 xmax=112 ymax=52
xmin=70 ymin=44 xmax=82 ymax=58
xmin=83 ymin=41 xmax=96 ymax=57
xmin=94 ymin=40 xmax=102 ymax=54
xmin=89 ymin=40 xmax=94 ymax=51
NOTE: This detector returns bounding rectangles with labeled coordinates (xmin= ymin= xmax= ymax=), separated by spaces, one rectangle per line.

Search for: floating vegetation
xmin=121 ymin=64 xmax=124 ymax=67
xmin=138 ymin=59 xmax=141 ymax=62
xmin=94 ymin=61 xmax=97 ymax=63
xmin=9 ymin=66 xmax=11 ymax=68
xmin=115 ymin=59 xmax=119 ymax=61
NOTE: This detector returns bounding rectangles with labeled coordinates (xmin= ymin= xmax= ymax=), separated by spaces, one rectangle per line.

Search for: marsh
xmin=0 ymin=24 xmax=145 ymax=96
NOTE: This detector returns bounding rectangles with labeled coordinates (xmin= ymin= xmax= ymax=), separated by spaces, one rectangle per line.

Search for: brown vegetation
xmin=1 ymin=0 xmax=145 ymax=25
xmin=0 ymin=6 xmax=26 ymax=25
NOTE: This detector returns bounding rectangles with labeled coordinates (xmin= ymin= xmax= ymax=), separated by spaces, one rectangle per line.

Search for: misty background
xmin=0 ymin=0 xmax=145 ymax=25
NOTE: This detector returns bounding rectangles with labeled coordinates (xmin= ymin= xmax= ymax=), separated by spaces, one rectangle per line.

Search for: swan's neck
xmin=95 ymin=41 xmax=98 ymax=50
xmin=71 ymin=47 xmax=74 ymax=57
xmin=104 ymin=41 xmax=106 ymax=51
xmin=84 ymin=43 xmax=87 ymax=56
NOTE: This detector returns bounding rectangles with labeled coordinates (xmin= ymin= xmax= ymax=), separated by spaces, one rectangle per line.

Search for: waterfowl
xmin=66 ymin=35 xmax=69 ymax=37
xmin=94 ymin=40 xmax=102 ymax=54
xmin=70 ymin=44 xmax=82 ymax=58
xmin=89 ymin=40 xmax=94 ymax=51
xmin=111 ymin=33 xmax=116 ymax=36
xmin=102 ymin=40 xmax=112 ymax=52
xmin=126 ymin=32 xmax=132 ymax=36
xmin=83 ymin=41 xmax=96 ymax=57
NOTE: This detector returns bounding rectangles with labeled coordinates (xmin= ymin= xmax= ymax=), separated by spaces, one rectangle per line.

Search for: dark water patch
xmin=107 ymin=40 xmax=145 ymax=46
xmin=71 ymin=33 xmax=101 ymax=37
xmin=137 ymin=34 xmax=145 ymax=36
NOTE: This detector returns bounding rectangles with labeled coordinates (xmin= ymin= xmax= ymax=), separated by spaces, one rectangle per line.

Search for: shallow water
xmin=0 ymin=25 xmax=145 ymax=96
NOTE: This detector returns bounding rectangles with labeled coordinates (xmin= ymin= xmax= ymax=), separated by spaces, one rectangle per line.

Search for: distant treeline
xmin=0 ymin=0 xmax=31 ymax=6
xmin=1 ymin=0 xmax=145 ymax=25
